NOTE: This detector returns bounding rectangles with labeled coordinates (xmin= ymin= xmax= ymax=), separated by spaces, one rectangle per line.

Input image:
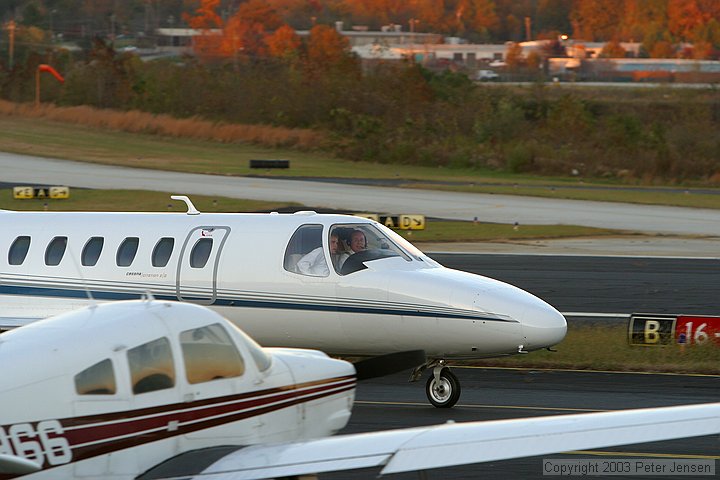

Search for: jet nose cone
xmin=521 ymin=302 xmax=567 ymax=350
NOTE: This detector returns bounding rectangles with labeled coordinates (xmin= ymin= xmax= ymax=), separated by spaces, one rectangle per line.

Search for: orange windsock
xmin=38 ymin=64 xmax=65 ymax=83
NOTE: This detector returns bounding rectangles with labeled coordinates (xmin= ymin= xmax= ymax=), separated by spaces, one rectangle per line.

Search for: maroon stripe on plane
xmin=68 ymin=384 xmax=356 ymax=464
xmin=63 ymin=375 xmax=355 ymax=428
xmin=62 ymin=377 xmax=356 ymax=446
xmin=0 ymin=375 xmax=355 ymax=476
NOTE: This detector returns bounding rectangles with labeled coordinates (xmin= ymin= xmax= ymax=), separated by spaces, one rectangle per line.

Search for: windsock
xmin=38 ymin=64 xmax=65 ymax=83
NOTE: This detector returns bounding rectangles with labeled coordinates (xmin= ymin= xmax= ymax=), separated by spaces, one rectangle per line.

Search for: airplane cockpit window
xmin=152 ymin=237 xmax=175 ymax=267
xmin=117 ymin=237 xmax=140 ymax=267
xmin=45 ymin=236 xmax=68 ymax=266
xmin=283 ymin=224 xmax=329 ymax=277
xmin=190 ymin=238 xmax=213 ymax=268
xmin=8 ymin=236 xmax=31 ymax=266
xmin=127 ymin=337 xmax=175 ymax=394
xmin=226 ymin=322 xmax=273 ymax=372
xmin=180 ymin=323 xmax=245 ymax=384
xmin=75 ymin=358 xmax=116 ymax=395
xmin=82 ymin=237 xmax=104 ymax=267
xmin=331 ymin=224 xmax=411 ymax=276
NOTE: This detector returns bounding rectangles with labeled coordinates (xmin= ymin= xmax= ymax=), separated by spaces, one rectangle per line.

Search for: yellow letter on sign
xmin=644 ymin=320 xmax=661 ymax=344
xmin=13 ymin=186 xmax=34 ymax=199
xmin=49 ymin=186 xmax=70 ymax=199
xmin=399 ymin=214 xmax=425 ymax=230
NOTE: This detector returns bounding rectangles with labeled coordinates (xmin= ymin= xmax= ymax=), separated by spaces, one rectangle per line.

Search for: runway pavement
xmin=333 ymin=367 xmax=720 ymax=479
xmin=433 ymin=253 xmax=720 ymax=316
xmin=1 ymin=152 xmax=720 ymax=236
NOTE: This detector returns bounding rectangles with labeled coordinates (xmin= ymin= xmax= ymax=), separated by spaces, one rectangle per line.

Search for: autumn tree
xmin=305 ymin=24 xmax=353 ymax=69
xmin=183 ymin=0 xmax=224 ymax=60
xmin=599 ymin=39 xmax=627 ymax=58
xmin=221 ymin=0 xmax=284 ymax=58
xmin=570 ymin=0 xmax=624 ymax=40
xmin=267 ymin=24 xmax=302 ymax=61
xmin=667 ymin=0 xmax=706 ymax=40
xmin=504 ymin=42 xmax=524 ymax=70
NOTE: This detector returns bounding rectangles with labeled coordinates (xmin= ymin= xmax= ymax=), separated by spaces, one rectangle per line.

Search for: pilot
xmin=335 ymin=229 xmax=366 ymax=271
xmin=296 ymin=233 xmax=339 ymax=276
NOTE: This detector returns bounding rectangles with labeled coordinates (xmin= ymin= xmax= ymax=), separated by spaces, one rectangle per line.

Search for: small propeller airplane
xmin=0 ymin=196 xmax=568 ymax=407
xmin=0 ymin=300 xmax=718 ymax=480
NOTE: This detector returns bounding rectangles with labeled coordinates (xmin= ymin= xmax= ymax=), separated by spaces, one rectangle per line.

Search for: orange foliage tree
xmin=183 ymin=0 xmax=224 ymax=60
xmin=267 ymin=25 xmax=302 ymax=60
xmin=221 ymin=0 xmax=284 ymax=58
xmin=305 ymin=24 xmax=352 ymax=68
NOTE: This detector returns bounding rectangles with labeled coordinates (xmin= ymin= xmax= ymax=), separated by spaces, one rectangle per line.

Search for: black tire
xmin=425 ymin=368 xmax=461 ymax=408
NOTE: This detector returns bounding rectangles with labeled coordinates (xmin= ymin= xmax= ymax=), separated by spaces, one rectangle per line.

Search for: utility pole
xmin=7 ymin=20 xmax=16 ymax=69
xmin=524 ymin=16 xmax=532 ymax=41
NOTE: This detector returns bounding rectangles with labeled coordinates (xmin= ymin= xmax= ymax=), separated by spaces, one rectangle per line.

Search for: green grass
xmin=2 ymin=115 xmax=719 ymax=209
xmin=394 ymin=221 xmax=618 ymax=243
xmin=469 ymin=325 xmax=720 ymax=375
xmin=0 ymin=188 xmax=295 ymax=213
xmin=1 ymin=189 xmax=626 ymax=241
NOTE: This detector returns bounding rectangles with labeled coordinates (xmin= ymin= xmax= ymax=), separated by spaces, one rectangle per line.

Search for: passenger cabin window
xmin=190 ymin=238 xmax=212 ymax=268
xmin=45 ymin=236 xmax=68 ymax=266
xmin=127 ymin=337 xmax=175 ymax=394
xmin=180 ymin=323 xmax=244 ymax=384
xmin=75 ymin=359 xmax=116 ymax=395
xmin=152 ymin=237 xmax=174 ymax=267
xmin=331 ymin=224 xmax=411 ymax=276
xmin=82 ymin=237 xmax=104 ymax=266
xmin=8 ymin=236 xmax=30 ymax=265
xmin=283 ymin=224 xmax=329 ymax=277
xmin=116 ymin=237 xmax=139 ymax=267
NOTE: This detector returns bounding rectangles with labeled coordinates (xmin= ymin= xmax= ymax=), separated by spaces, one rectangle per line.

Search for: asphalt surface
xmin=333 ymin=368 xmax=720 ymax=479
xmin=433 ymin=253 xmax=720 ymax=316
xmin=2 ymin=152 xmax=720 ymax=236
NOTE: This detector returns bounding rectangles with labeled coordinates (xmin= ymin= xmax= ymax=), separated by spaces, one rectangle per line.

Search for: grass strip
xmin=0 ymin=188 xmax=295 ymax=213
xmin=470 ymin=324 xmax=720 ymax=375
xmin=1 ymin=113 xmax=718 ymax=209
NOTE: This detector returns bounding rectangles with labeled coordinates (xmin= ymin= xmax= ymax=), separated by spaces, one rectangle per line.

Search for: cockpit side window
xmin=127 ymin=337 xmax=175 ymax=394
xmin=331 ymin=223 xmax=411 ymax=275
xmin=283 ymin=224 xmax=329 ymax=277
xmin=75 ymin=359 xmax=116 ymax=395
xmin=180 ymin=323 xmax=245 ymax=384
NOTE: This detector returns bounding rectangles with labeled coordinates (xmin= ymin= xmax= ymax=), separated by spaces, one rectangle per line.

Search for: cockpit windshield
xmin=330 ymin=223 xmax=411 ymax=275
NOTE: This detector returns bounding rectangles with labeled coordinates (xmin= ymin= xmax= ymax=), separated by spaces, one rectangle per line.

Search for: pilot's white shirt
xmin=296 ymin=247 xmax=329 ymax=276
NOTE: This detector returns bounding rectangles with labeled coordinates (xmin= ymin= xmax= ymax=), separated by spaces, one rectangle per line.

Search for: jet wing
xmin=0 ymin=317 xmax=38 ymax=329
xmin=192 ymin=402 xmax=720 ymax=479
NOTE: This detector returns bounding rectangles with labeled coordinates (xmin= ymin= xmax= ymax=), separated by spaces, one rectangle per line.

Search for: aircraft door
xmin=177 ymin=226 xmax=230 ymax=304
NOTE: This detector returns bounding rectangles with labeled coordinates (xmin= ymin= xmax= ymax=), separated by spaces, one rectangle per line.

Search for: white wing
xmin=192 ymin=402 xmax=720 ymax=479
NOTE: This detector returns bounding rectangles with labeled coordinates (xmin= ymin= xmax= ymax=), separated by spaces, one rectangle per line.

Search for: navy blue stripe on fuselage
xmin=0 ymin=284 xmax=516 ymax=323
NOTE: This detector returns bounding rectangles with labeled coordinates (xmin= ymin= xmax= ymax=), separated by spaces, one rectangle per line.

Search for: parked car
xmin=475 ymin=69 xmax=500 ymax=81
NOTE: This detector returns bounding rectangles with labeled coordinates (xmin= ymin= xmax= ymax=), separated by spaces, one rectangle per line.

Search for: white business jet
xmin=1 ymin=300 xmax=719 ymax=479
xmin=0 ymin=196 xmax=567 ymax=408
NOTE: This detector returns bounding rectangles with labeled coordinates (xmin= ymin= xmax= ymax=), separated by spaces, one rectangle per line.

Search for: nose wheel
xmin=425 ymin=367 xmax=461 ymax=408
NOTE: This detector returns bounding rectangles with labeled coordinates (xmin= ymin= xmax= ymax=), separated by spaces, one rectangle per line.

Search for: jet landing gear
xmin=411 ymin=360 xmax=461 ymax=408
